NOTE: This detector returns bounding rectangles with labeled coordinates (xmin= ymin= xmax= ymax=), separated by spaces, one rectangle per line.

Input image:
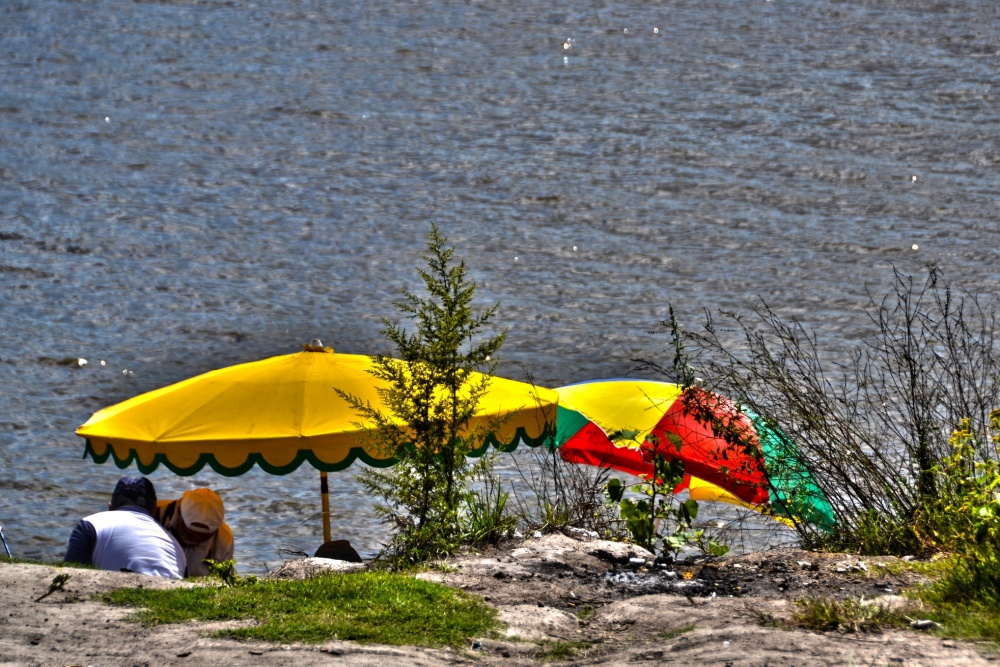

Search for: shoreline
xmin=1 ymin=533 xmax=993 ymax=667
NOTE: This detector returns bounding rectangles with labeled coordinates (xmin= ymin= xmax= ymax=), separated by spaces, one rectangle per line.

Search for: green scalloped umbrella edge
xmin=81 ymin=423 xmax=556 ymax=477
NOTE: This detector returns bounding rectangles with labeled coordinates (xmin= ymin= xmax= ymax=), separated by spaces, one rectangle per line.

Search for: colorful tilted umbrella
xmin=77 ymin=343 xmax=558 ymax=542
xmin=554 ymin=379 xmax=835 ymax=531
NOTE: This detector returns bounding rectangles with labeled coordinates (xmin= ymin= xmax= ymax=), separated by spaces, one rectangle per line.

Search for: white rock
xmin=266 ymin=557 xmax=366 ymax=580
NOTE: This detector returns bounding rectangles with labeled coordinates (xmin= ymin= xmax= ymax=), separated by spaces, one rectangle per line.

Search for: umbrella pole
xmin=320 ymin=471 xmax=331 ymax=543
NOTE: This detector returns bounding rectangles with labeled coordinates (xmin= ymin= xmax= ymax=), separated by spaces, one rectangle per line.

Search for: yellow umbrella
xmin=76 ymin=343 xmax=558 ymax=542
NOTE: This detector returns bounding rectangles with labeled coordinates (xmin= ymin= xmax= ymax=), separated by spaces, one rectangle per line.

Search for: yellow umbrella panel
xmin=78 ymin=346 xmax=557 ymax=475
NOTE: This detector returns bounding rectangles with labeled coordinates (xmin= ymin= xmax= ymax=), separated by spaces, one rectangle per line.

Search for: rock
xmin=910 ymin=619 xmax=941 ymax=630
xmin=585 ymin=540 xmax=655 ymax=565
xmin=567 ymin=527 xmax=599 ymax=538
xmin=266 ymin=557 xmax=366 ymax=580
xmin=498 ymin=605 xmax=580 ymax=641
xmin=313 ymin=540 xmax=362 ymax=562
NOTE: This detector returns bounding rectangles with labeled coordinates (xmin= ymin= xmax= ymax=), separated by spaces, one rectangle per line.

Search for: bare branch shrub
xmin=641 ymin=267 xmax=1000 ymax=554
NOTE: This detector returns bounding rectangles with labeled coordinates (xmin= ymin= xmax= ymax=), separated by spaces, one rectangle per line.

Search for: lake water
xmin=2 ymin=0 xmax=999 ymax=571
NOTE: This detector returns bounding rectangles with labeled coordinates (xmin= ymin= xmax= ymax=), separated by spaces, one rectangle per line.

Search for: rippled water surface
xmin=2 ymin=0 xmax=999 ymax=570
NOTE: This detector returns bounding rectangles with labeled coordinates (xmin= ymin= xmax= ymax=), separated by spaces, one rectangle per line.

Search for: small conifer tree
xmin=341 ymin=224 xmax=506 ymax=566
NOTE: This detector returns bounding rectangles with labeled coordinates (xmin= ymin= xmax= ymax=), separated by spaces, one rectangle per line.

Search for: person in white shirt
xmin=64 ymin=476 xmax=186 ymax=579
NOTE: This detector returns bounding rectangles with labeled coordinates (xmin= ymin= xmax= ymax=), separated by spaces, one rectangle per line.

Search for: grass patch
xmin=864 ymin=558 xmax=945 ymax=579
xmin=910 ymin=554 xmax=1000 ymax=644
xmin=102 ymin=571 xmax=499 ymax=648
xmin=792 ymin=596 xmax=908 ymax=634
xmin=574 ymin=605 xmax=595 ymax=620
xmin=659 ymin=624 xmax=696 ymax=640
xmin=913 ymin=601 xmax=1000 ymax=644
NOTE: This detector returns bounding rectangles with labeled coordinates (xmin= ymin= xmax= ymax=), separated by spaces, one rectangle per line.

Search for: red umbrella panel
xmin=554 ymin=379 xmax=835 ymax=530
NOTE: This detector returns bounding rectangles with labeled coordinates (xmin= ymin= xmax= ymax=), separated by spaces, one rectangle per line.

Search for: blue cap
xmin=111 ymin=477 xmax=157 ymax=512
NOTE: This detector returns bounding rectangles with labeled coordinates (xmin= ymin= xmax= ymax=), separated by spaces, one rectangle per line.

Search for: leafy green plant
xmin=921 ymin=415 xmax=1000 ymax=550
xmin=912 ymin=414 xmax=1000 ymax=615
xmin=538 ymin=500 xmax=574 ymax=532
xmin=34 ymin=573 xmax=71 ymax=602
xmin=203 ymin=559 xmax=258 ymax=587
xmin=606 ymin=440 xmax=728 ymax=558
xmin=340 ymin=224 xmax=507 ymax=567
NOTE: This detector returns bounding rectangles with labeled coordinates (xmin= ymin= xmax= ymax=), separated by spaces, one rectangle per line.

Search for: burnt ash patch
xmin=436 ymin=535 xmax=929 ymax=615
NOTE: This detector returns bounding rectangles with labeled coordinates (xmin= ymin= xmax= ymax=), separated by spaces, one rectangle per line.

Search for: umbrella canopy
xmin=78 ymin=345 xmax=557 ymax=476
xmin=554 ymin=379 xmax=835 ymax=531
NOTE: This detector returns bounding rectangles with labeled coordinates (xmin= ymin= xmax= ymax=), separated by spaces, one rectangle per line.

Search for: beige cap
xmin=179 ymin=488 xmax=225 ymax=534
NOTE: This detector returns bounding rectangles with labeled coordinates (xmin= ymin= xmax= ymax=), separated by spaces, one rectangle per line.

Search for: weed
xmin=508 ymin=445 xmax=622 ymax=537
xmin=911 ymin=596 xmax=1000 ymax=643
xmin=463 ymin=474 xmax=518 ymax=547
xmin=34 ymin=573 xmax=71 ymax=602
xmin=659 ymin=624 xmax=697 ymax=640
xmin=792 ymin=596 xmax=908 ymax=634
xmin=743 ymin=602 xmax=782 ymax=628
xmin=534 ymin=640 xmax=590 ymax=661
xmin=202 ymin=559 xmax=259 ymax=587
xmin=429 ymin=561 xmax=458 ymax=573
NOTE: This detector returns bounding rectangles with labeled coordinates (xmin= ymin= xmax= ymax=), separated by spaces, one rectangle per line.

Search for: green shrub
xmin=508 ymin=445 xmax=622 ymax=537
xmin=340 ymin=224 xmax=507 ymax=567
xmin=911 ymin=414 xmax=1000 ymax=621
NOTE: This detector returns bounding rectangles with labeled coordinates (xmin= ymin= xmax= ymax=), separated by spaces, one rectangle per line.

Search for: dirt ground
xmin=1 ymin=533 xmax=996 ymax=667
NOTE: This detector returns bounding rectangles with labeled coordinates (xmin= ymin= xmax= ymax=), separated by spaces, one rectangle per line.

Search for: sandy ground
xmin=1 ymin=533 xmax=997 ymax=667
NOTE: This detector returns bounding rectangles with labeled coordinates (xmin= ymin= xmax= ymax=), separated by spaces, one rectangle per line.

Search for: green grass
xmin=102 ymin=571 xmax=499 ymax=648
xmin=909 ymin=554 xmax=1000 ymax=645
xmin=916 ymin=600 xmax=1000 ymax=644
xmin=792 ymin=596 xmax=909 ymax=634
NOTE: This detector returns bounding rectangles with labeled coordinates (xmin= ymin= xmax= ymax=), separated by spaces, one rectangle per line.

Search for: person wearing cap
xmin=64 ymin=476 xmax=186 ymax=579
xmin=154 ymin=488 xmax=234 ymax=577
